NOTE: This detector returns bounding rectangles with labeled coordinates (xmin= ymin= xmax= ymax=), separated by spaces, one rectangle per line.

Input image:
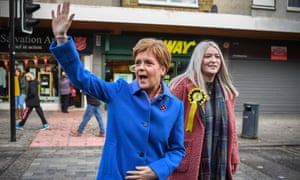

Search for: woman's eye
xmin=204 ymin=54 xmax=220 ymax=59
xmin=204 ymin=54 xmax=211 ymax=58
xmin=145 ymin=62 xmax=152 ymax=66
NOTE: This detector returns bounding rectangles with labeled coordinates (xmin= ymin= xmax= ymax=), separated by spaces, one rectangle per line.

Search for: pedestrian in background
xmin=15 ymin=68 xmax=26 ymax=120
xmin=49 ymin=2 xmax=185 ymax=179
xmin=0 ymin=61 xmax=6 ymax=102
xmin=68 ymin=84 xmax=76 ymax=108
xmin=71 ymin=93 xmax=105 ymax=137
xmin=169 ymin=40 xmax=240 ymax=180
xmin=59 ymin=71 xmax=71 ymax=113
xmin=16 ymin=72 xmax=49 ymax=130
xmin=17 ymin=69 xmax=26 ymax=120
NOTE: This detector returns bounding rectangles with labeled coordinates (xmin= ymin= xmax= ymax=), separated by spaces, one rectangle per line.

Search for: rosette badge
xmin=188 ymin=88 xmax=207 ymax=106
xmin=186 ymin=88 xmax=207 ymax=132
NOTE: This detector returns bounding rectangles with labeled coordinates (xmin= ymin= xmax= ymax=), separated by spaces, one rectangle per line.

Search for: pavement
xmin=0 ymin=108 xmax=299 ymax=179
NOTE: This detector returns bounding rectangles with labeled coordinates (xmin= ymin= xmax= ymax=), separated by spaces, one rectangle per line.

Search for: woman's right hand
xmin=51 ymin=1 xmax=75 ymax=41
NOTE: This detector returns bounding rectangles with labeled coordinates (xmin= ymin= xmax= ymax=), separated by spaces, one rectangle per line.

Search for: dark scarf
xmin=199 ymin=80 xmax=228 ymax=180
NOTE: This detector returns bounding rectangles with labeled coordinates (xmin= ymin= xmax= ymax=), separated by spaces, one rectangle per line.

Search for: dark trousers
xmin=60 ymin=94 xmax=70 ymax=113
xmin=0 ymin=85 xmax=4 ymax=97
xmin=19 ymin=106 xmax=48 ymax=126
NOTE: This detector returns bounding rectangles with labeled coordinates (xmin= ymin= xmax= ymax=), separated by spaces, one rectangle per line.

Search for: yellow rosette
xmin=186 ymin=88 xmax=207 ymax=132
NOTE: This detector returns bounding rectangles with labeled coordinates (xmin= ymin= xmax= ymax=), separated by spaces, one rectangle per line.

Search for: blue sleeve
xmin=49 ymin=37 xmax=121 ymax=102
xmin=150 ymin=101 xmax=185 ymax=179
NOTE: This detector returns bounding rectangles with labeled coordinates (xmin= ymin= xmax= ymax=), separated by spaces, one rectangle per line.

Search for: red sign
xmin=43 ymin=56 xmax=48 ymax=65
xmin=74 ymin=36 xmax=87 ymax=51
xmin=24 ymin=59 xmax=29 ymax=68
xmin=33 ymin=56 xmax=38 ymax=66
xmin=3 ymin=59 xmax=8 ymax=69
xmin=271 ymin=46 xmax=287 ymax=61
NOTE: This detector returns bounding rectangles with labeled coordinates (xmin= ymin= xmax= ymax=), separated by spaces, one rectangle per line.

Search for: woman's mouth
xmin=138 ymin=74 xmax=147 ymax=80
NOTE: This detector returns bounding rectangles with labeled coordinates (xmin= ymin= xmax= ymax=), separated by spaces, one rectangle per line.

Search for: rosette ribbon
xmin=186 ymin=88 xmax=207 ymax=132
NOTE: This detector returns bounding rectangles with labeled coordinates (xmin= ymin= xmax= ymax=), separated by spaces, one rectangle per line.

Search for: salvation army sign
xmin=0 ymin=29 xmax=93 ymax=54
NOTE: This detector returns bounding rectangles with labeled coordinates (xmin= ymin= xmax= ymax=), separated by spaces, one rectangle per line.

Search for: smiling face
xmin=135 ymin=50 xmax=166 ymax=98
xmin=201 ymin=46 xmax=222 ymax=82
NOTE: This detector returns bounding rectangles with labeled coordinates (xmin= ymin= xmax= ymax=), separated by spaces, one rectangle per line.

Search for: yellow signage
xmin=163 ymin=40 xmax=197 ymax=55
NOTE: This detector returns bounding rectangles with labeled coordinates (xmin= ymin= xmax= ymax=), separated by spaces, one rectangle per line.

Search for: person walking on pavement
xmin=169 ymin=40 xmax=240 ymax=180
xmin=49 ymin=2 xmax=185 ymax=179
xmin=59 ymin=71 xmax=71 ymax=113
xmin=71 ymin=93 xmax=105 ymax=137
xmin=14 ymin=68 xmax=21 ymax=120
xmin=16 ymin=72 xmax=49 ymax=130
xmin=15 ymin=68 xmax=26 ymax=120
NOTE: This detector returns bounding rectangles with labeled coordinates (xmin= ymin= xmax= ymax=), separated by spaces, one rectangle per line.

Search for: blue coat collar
xmin=130 ymin=79 xmax=173 ymax=98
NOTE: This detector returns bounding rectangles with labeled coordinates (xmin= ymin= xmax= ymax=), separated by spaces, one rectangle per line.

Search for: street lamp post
xmin=9 ymin=0 xmax=16 ymax=142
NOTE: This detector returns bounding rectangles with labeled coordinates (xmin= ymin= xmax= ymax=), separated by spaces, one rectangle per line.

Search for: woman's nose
xmin=136 ymin=63 xmax=145 ymax=70
xmin=210 ymin=55 xmax=218 ymax=62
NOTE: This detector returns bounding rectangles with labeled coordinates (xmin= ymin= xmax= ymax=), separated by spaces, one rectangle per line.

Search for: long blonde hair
xmin=169 ymin=40 xmax=238 ymax=100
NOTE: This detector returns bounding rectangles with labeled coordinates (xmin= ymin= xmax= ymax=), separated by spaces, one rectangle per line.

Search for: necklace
xmin=206 ymin=82 xmax=215 ymax=96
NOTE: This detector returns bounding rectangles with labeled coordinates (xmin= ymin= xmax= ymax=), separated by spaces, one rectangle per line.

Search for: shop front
xmin=229 ymin=39 xmax=300 ymax=112
xmin=102 ymin=33 xmax=228 ymax=85
xmin=1 ymin=30 xmax=299 ymax=113
xmin=0 ymin=29 xmax=94 ymax=110
xmin=103 ymin=33 xmax=300 ymax=113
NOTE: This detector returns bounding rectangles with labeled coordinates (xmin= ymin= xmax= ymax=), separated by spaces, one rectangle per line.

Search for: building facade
xmin=0 ymin=0 xmax=299 ymax=112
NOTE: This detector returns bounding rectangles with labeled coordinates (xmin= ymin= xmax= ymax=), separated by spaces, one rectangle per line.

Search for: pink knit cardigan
xmin=169 ymin=78 xmax=240 ymax=180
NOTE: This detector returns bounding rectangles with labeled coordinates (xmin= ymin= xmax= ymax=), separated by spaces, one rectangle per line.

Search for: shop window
xmin=38 ymin=72 xmax=53 ymax=97
xmin=139 ymin=0 xmax=198 ymax=8
xmin=0 ymin=54 xmax=60 ymax=103
xmin=0 ymin=61 xmax=7 ymax=102
xmin=252 ymin=0 xmax=275 ymax=10
xmin=105 ymin=60 xmax=135 ymax=83
xmin=176 ymin=61 xmax=189 ymax=75
xmin=287 ymin=0 xmax=300 ymax=11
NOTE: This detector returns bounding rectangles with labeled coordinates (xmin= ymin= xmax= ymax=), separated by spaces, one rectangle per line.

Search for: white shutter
xmin=252 ymin=0 xmax=275 ymax=8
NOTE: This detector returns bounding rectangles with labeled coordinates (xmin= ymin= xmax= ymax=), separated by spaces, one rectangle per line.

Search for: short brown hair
xmin=133 ymin=38 xmax=171 ymax=74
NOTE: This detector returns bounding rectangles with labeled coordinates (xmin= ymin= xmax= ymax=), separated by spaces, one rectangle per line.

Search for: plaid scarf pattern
xmin=199 ymin=80 xmax=228 ymax=180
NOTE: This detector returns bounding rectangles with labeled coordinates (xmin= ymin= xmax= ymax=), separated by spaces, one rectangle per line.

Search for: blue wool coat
xmin=49 ymin=38 xmax=185 ymax=179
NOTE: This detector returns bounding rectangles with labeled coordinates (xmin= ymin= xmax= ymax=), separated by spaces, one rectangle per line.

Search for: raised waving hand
xmin=51 ymin=1 xmax=75 ymax=43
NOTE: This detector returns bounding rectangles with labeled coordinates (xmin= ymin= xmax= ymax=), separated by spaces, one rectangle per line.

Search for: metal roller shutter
xmin=231 ymin=60 xmax=300 ymax=113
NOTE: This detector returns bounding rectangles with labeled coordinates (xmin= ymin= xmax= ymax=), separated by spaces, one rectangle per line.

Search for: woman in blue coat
xmin=49 ymin=2 xmax=185 ymax=179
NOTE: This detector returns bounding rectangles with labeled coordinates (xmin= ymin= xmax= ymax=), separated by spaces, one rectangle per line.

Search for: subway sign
xmin=163 ymin=40 xmax=197 ymax=55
